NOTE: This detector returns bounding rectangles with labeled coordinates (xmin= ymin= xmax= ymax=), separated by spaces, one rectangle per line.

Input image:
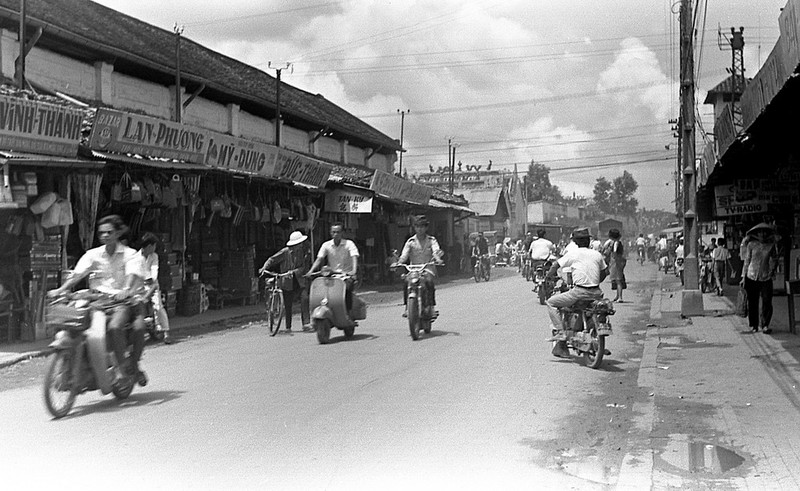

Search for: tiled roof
xmin=459 ymin=188 xmax=505 ymax=217
xmin=703 ymin=75 xmax=749 ymax=104
xmin=0 ymin=0 xmax=401 ymax=153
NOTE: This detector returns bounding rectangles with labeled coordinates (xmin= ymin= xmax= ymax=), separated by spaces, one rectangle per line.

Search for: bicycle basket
xmin=46 ymin=300 xmax=91 ymax=331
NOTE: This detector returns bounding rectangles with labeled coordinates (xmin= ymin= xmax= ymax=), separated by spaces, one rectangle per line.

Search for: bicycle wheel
xmin=266 ymin=290 xmax=284 ymax=336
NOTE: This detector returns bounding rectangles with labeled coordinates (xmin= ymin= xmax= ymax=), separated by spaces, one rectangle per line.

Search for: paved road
xmin=1 ymin=266 xmax=652 ymax=490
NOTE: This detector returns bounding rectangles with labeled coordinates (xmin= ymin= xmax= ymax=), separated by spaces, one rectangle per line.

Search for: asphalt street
xmin=0 ymin=262 xmax=732 ymax=490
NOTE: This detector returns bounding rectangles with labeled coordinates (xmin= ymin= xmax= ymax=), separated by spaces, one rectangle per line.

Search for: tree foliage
xmin=524 ymin=161 xmax=563 ymax=202
xmin=593 ymin=171 xmax=639 ymax=215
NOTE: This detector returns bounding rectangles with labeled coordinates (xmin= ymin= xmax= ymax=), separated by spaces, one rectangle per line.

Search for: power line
xmin=183 ymin=1 xmax=340 ymax=27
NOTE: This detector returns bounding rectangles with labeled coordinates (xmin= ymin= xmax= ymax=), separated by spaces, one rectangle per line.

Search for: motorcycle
xmin=532 ymin=258 xmax=555 ymax=305
xmin=395 ymin=261 xmax=442 ymax=341
xmin=473 ymin=254 xmax=490 ymax=282
xmin=553 ymin=298 xmax=615 ymax=369
xmin=42 ymin=291 xmax=139 ymax=418
xmin=307 ymin=268 xmax=366 ymax=344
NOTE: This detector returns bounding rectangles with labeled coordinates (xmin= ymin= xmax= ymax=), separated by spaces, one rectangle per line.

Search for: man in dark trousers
xmin=259 ymin=231 xmax=311 ymax=331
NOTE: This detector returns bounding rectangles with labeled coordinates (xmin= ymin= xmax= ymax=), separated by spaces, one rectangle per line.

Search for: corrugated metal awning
xmin=90 ymin=150 xmax=207 ymax=171
xmin=0 ymin=150 xmax=105 ymax=169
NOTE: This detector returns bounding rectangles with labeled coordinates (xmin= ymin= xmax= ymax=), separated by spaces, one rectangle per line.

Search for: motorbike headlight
xmin=320 ymin=298 xmax=328 ymax=306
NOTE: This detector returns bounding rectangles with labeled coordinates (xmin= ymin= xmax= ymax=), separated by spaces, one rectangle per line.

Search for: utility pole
xmin=173 ymin=24 xmax=184 ymax=122
xmin=680 ymin=0 xmax=702 ymax=315
xmin=397 ymin=109 xmax=409 ymax=176
xmin=17 ymin=0 xmax=26 ymax=89
xmin=448 ymin=138 xmax=454 ymax=194
xmin=719 ymin=26 xmax=746 ymax=130
xmin=269 ymin=62 xmax=292 ymax=147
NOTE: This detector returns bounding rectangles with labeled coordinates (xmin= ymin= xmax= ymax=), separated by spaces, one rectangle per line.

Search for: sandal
xmin=762 ymin=328 xmax=773 ymax=334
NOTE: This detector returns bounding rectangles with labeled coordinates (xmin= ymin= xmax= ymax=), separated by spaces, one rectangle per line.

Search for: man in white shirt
xmin=49 ymin=215 xmax=147 ymax=386
xmin=529 ymin=228 xmax=556 ymax=271
xmin=544 ymin=227 xmax=608 ymax=358
xmin=308 ymin=222 xmax=360 ymax=309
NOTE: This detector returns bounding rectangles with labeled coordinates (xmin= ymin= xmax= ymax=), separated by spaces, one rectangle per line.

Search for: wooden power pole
xmin=680 ymin=0 xmax=703 ymax=315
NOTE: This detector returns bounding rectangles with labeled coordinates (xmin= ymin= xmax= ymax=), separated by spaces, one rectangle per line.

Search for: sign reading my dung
xmin=369 ymin=169 xmax=431 ymax=205
xmin=0 ymin=94 xmax=83 ymax=157
xmin=89 ymin=108 xmax=209 ymax=164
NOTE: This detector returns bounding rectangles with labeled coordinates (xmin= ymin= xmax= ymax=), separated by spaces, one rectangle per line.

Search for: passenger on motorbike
xmin=544 ymin=227 xmax=608 ymax=358
xmin=472 ymin=232 xmax=490 ymax=272
xmin=529 ymin=228 xmax=556 ymax=272
xmin=138 ymin=232 xmax=172 ymax=344
xmin=394 ymin=215 xmax=444 ymax=318
xmin=47 ymin=215 xmax=148 ymax=386
xmin=307 ymin=222 xmax=359 ymax=310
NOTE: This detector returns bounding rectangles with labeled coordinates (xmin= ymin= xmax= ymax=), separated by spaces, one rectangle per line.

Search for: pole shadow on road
xmin=413 ymin=330 xmax=461 ymax=340
xmin=62 ymin=390 xmax=186 ymax=419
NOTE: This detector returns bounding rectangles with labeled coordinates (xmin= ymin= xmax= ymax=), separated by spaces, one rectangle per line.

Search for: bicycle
xmin=636 ymin=246 xmax=645 ymax=265
xmin=260 ymin=270 xmax=294 ymax=336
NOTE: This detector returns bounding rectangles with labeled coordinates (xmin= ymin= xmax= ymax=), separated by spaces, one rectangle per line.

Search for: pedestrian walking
xmin=259 ymin=231 xmax=312 ymax=331
xmin=740 ymin=223 xmax=779 ymax=334
xmin=605 ymin=229 xmax=627 ymax=302
xmin=711 ymin=237 xmax=730 ymax=296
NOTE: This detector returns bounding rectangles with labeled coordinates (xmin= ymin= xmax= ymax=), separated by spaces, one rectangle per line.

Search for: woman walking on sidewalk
xmin=712 ymin=237 xmax=731 ymax=296
xmin=740 ymin=223 xmax=779 ymax=334
xmin=605 ymin=228 xmax=627 ymax=302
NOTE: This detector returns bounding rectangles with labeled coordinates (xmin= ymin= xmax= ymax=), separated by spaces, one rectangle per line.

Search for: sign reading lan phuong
xmin=0 ymin=95 xmax=83 ymax=157
xmin=89 ymin=108 xmax=209 ymax=164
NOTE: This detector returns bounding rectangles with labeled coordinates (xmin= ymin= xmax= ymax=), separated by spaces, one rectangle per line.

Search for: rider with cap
xmin=395 ymin=215 xmax=444 ymax=317
xmin=544 ymin=227 xmax=608 ymax=358
xmin=260 ymin=230 xmax=312 ymax=331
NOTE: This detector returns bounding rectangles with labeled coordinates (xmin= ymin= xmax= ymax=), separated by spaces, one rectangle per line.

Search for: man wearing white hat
xmin=259 ymin=230 xmax=311 ymax=331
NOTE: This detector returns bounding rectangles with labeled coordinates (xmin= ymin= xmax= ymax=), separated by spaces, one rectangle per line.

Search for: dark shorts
xmin=612 ymin=278 xmax=626 ymax=290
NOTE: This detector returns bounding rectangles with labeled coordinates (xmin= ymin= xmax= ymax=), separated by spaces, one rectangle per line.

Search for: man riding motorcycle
xmin=544 ymin=227 xmax=608 ymax=358
xmin=529 ymin=228 xmax=556 ymax=273
xmin=394 ymin=215 xmax=444 ymax=318
xmin=48 ymin=215 xmax=148 ymax=386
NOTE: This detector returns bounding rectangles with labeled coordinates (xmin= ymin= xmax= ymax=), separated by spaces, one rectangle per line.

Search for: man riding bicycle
xmin=635 ymin=233 xmax=647 ymax=263
xmin=472 ymin=232 xmax=490 ymax=273
xmin=544 ymin=227 xmax=608 ymax=358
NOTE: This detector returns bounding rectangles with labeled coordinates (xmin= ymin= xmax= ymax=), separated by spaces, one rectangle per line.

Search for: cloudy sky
xmin=93 ymin=0 xmax=785 ymax=211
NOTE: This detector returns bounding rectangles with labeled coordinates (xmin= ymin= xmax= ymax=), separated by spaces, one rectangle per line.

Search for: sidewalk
xmin=618 ymin=268 xmax=800 ymax=488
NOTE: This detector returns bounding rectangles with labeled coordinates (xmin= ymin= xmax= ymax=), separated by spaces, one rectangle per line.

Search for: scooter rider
xmin=307 ymin=222 xmax=359 ymax=310
xmin=394 ymin=215 xmax=444 ymax=318
xmin=544 ymin=227 xmax=608 ymax=358
xmin=48 ymin=215 xmax=148 ymax=386
xmin=529 ymin=228 xmax=556 ymax=272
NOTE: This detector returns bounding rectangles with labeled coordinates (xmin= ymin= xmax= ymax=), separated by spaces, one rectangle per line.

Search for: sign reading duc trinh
xmin=0 ymin=95 xmax=83 ymax=157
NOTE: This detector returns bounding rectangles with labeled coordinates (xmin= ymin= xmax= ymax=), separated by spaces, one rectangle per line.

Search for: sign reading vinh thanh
xmin=369 ymin=169 xmax=431 ymax=205
xmin=0 ymin=94 xmax=83 ymax=157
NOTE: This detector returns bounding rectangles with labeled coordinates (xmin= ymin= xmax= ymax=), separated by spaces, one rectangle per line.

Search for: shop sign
xmin=735 ymin=177 xmax=800 ymax=206
xmin=780 ymin=0 xmax=800 ymax=72
xmin=324 ymin=188 xmax=373 ymax=213
xmin=89 ymin=108 xmax=209 ymax=164
xmin=714 ymin=106 xmax=736 ymax=156
xmin=205 ymin=133 xmax=276 ymax=177
xmin=369 ymin=169 xmax=431 ymax=205
xmin=272 ymin=149 xmax=331 ymax=188
xmin=715 ymin=184 xmax=768 ymax=217
xmin=0 ymin=94 xmax=83 ymax=157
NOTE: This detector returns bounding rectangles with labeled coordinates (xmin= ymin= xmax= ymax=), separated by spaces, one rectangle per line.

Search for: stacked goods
xmin=30 ymin=234 xmax=62 ymax=289
xmin=178 ymin=282 xmax=204 ymax=316
xmin=157 ymin=251 xmax=182 ymax=316
xmin=201 ymin=237 xmax=221 ymax=288
xmin=219 ymin=247 xmax=256 ymax=294
xmin=162 ymin=290 xmax=178 ymax=317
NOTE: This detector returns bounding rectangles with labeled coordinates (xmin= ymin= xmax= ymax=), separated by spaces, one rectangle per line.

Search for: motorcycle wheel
xmin=538 ymin=284 xmax=547 ymax=305
xmin=484 ymin=267 xmax=491 ymax=281
xmin=525 ymin=267 xmax=532 ymax=282
xmin=408 ymin=296 xmax=421 ymax=341
xmin=314 ymin=318 xmax=332 ymax=344
xmin=267 ymin=291 xmax=284 ymax=336
xmin=583 ymin=334 xmax=606 ymax=369
xmin=343 ymin=325 xmax=355 ymax=339
xmin=43 ymin=351 xmax=78 ymax=419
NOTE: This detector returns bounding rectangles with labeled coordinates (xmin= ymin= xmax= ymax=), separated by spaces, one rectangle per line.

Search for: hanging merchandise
xmin=41 ymin=201 xmax=61 ymax=229
xmin=0 ymin=164 xmax=13 ymax=205
xmin=207 ymin=195 xmax=224 ymax=227
xmin=233 ymin=203 xmax=245 ymax=226
xmin=120 ymin=173 xmax=142 ymax=203
xmin=23 ymin=172 xmax=37 ymax=196
xmin=30 ymin=192 xmax=58 ymax=214
xmin=272 ymin=199 xmax=282 ymax=224
xmin=161 ymin=184 xmax=178 ymax=209
xmin=70 ymin=173 xmax=103 ymax=250
xmin=57 ymin=199 xmax=74 ymax=226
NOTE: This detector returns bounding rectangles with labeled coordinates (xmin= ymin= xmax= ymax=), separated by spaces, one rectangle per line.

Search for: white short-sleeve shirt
xmin=73 ymin=244 xmax=143 ymax=294
xmin=557 ymin=247 xmax=607 ymax=287
xmin=317 ymin=239 xmax=359 ymax=274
